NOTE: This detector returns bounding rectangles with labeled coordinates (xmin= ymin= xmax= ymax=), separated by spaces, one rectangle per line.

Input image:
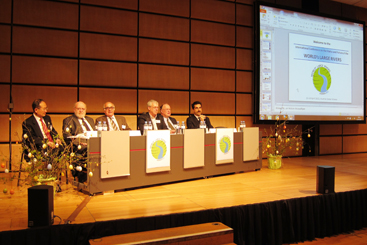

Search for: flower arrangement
xmin=262 ymin=119 xmax=312 ymax=158
xmin=1 ymin=117 xmax=91 ymax=194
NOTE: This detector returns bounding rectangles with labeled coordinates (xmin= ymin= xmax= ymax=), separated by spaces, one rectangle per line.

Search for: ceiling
xmin=330 ymin=0 xmax=367 ymax=8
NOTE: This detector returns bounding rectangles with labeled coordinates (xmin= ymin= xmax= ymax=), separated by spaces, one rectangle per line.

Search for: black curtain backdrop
xmin=1 ymin=189 xmax=366 ymax=245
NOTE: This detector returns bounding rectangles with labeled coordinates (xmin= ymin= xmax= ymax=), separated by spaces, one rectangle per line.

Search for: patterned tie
xmin=82 ymin=118 xmax=92 ymax=131
xmin=40 ymin=118 xmax=53 ymax=142
xmin=110 ymin=117 xmax=119 ymax=131
xmin=168 ymin=119 xmax=175 ymax=130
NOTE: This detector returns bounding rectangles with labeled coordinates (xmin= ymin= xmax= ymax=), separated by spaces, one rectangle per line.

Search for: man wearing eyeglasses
xmin=137 ymin=99 xmax=165 ymax=135
xmin=22 ymin=99 xmax=62 ymax=151
xmin=95 ymin=102 xmax=131 ymax=131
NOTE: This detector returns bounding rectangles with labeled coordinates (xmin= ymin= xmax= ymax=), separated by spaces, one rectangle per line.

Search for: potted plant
xmin=262 ymin=119 xmax=312 ymax=169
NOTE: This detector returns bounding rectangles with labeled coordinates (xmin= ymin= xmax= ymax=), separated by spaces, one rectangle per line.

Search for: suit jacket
xmin=95 ymin=115 xmax=131 ymax=131
xmin=162 ymin=116 xmax=178 ymax=130
xmin=62 ymin=114 xmax=95 ymax=146
xmin=137 ymin=112 xmax=165 ymax=135
xmin=22 ymin=114 xmax=59 ymax=150
xmin=186 ymin=114 xmax=213 ymax=129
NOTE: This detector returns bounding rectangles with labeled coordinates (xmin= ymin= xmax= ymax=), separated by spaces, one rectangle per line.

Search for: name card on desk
xmin=100 ymin=131 xmax=130 ymax=178
xmin=146 ymin=130 xmax=170 ymax=173
xmin=129 ymin=130 xmax=141 ymax=137
xmin=216 ymin=128 xmax=234 ymax=164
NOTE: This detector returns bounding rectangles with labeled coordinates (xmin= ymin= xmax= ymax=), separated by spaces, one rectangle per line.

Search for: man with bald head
xmin=95 ymin=102 xmax=131 ymax=131
xmin=63 ymin=101 xmax=95 ymax=145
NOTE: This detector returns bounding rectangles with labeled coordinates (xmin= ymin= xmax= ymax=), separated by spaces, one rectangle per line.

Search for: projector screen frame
xmin=253 ymin=1 xmax=366 ymax=125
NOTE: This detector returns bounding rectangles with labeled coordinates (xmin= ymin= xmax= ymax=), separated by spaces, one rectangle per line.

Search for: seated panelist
xmin=95 ymin=102 xmax=131 ymax=131
xmin=137 ymin=99 xmax=165 ymax=135
xmin=186 ymin=101 xmax=214 ymax=129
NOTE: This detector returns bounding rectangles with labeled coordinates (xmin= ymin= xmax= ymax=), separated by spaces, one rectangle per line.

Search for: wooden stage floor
xmin=1 ymin=153 xmax=367 ymax=233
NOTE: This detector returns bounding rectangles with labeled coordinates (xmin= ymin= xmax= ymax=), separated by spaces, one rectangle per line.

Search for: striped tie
xmin=110 ymin=118 xmax=119 ymax=131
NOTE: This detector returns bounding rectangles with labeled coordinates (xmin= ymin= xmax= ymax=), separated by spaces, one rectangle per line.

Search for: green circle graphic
xmin=219 ymin=137 xmax=231 ymax=153
xmin=313 ymin=67 xmax=331 ymax=93
xmin=151 ymin=140 xmax=167 ymax=160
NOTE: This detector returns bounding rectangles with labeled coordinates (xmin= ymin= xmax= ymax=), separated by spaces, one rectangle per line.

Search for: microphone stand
xmin=8 ymin=101 xmax=13 ymax=171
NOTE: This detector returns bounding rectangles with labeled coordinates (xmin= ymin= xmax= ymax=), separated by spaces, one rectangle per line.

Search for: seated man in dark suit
xmin=95 ymin=102 xmax=131 ymax=131
xmin=22 ymin=99 xmax=62 ymax=154
xmin=137 ymin=99 xmax=165 ymax=135
xmin=160 ymin=103 xmax=177 ymax=134
xmin=22 ymin=99 xmax=63 ymax=191
xmin=63 ymin=101 xmax=95 ymax=183
xmin=186 ymin=101 xmax=214 ymax=129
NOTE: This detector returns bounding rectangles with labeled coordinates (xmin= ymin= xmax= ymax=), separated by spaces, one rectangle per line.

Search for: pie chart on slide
xmin=313 ymin=67 xmax=331 ymax=93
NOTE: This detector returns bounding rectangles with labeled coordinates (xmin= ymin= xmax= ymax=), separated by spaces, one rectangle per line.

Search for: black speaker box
xmin=316 ymin=165 xmax=335 ymax=194
xmin=28 ymin=185 xmax=54 ymax=227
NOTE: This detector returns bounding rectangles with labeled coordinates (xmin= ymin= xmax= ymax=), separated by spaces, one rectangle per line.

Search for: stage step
xmin=89 ymin=222 xmax=234 ymax=245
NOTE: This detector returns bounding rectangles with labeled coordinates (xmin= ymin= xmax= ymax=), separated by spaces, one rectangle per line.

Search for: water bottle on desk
xmin=181 ymin=121 xmax=185 ymax=134
xmin=102 ymin=121 xmax=108 ymax=131
xmin=176 ymin=121 xmax=181 ymax=134
xmin=97 ymin=121 xmax=102 ymax=136
xmin=148 ymin=121 xmax=153 ymax=130
xmin=143 ymin=121 xmax=148 ymax=136
xmin=200 ymin=120 xmax=206 ymax=129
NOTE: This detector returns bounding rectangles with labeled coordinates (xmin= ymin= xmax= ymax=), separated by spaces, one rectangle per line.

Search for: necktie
xmin=40 ymin=118 xmax=53 ymax=142
xmin=110 ymin=117 xmax=119 ymax=131
xmin=82 ymin=118 xmax=92 ymax=131
xmin=168 ymin=119 xmax=175 ymax=130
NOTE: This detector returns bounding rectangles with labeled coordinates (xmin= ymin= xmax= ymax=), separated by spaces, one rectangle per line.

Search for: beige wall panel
xmin=237 ymin=71 xmax=252 ymax=92
xmin=191 ymin=0 xmax=235 ymax=24
xmin=343 ymin=123 xmax=367 ymax=135
xmin=0 ymin=55 xmax=10 ymax=83
xmin=0 ymin=84 xmax=10 ymax=113
xmin=139 ymin=64 xmax=189 ymax=90
xmin=319 ymin=124 xmax=342 ymax=135
xmin=0 ymin=144 xmax=23 ymax=167
xmin=138 ymin=90 xmax=189 ymax=114
xmin=236 ymin=93 xmax=252 ymax=115
xmin=140 ymin=13 xmax=189 ymax=41
xmin=80 ymin=60 xmax=137 ymax=87
xmin=0 ymin=0 xmax=11 ymax=23
xmin=80 ymin=33 xmax=137 ymax=61
xmin=237 ymin=26 xmax=253 ymax=48
xmin=190 ymin=92 xmax=235 ymax=115
xmin=13 ymin=0 xmax=78 ymax=29
xmin=80 ymin=6 xmax=137 ymax=35
xmin=12 ymin=85 xmax=77 ymax=113
xmin=237 ymin=49 xmax=253 ymax=70
xmin=0 ymin=25 xmax=10 ymax=53
xmin=123 ymin=115 xmax=137 ymax=131
xmin=236 ymin=4 xmax=253 ymax=26
xmin=343 ymin=135 xmax=367 ymax=153
xmin=139 ymin=0 xmax=189 ymax=17
xmin=210 ymin=116 xmax=235 ymax=129
xmin=319 ymin=136 xmax=343 ymax=155
xmin=0 ymin=114 xmax=9 ymax=142
xmin=12 ymin=56 xmax=77 ymax=85
xmin=81 ymin=0 xmax=137 ymax=10
xmin=236 ymin=116 xmax=254 ymax=129
xmin=191 ymin=68 xmax=235 ymax=92
xmin=13 ymin=27 xmax=78 ymax=57
xmin=191 ymin=20 xmax=235 ymax=46
xmin=79 ymin=88 xmax=137 ymax=114
xmin=139 ymin=39 xmax=189 ymax=65
xmin=191 ymin=44 xmax=235 ymax=69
